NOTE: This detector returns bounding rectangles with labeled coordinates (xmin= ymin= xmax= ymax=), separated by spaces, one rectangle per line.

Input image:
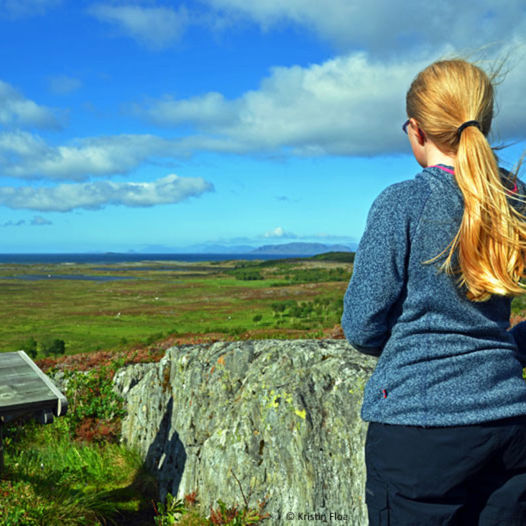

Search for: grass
xmin=1 ymin=416 xmax=158 ymax=525
xmin=1 ymin=354 xmax=158 ymax=525
xmin=2 ymin=252 xmax=525 ymax=523
xmin=1 ymin=417 xmax=270 ymax=525
xmin=2 ymin=252 xmax=526 ymax=356
xmin=0 ymin=354 xmax=270 ymax=525
xmin=0 ymin=256 xmax=352 ymax=356
xmin=0 ymin=255 xmax=351 ymax=524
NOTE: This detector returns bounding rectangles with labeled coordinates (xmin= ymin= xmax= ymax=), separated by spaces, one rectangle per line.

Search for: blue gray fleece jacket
xmin=341 ymin=165 xmax=526 ymax=426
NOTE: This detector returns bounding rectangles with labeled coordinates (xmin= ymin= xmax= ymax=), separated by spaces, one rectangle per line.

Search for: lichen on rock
xmin=113 ymin=339 xmax=376 ymax=524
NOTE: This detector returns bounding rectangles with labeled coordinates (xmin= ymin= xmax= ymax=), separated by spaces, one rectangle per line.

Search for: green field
xmin=3 ymin=253 xmax=526 ymax=524
xmin=2 ymin=251 xmax=526 ymax=359
xmin=0 ymin=254 xmax=353 ymax=357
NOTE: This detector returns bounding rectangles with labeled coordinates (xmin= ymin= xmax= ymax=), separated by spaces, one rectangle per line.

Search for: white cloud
xmin=80 ymin=0 xmax=526 ymax=58
xmin=203 ymin=0 xmax=526 ymax=55
xmin=0 ymin=174 xmax=214 ymax=212
xmin=134 ymin=52 xmax=427 ymax=156
xmin=0 ymin=131 xmax=188 ymax=180
xmin=0 ymin=0 xmax=61 ymax=18
xmin=1 ymin=219 xmax=26 ymax=227
xmin=88 ymin=4 xmax=189 ymax=50
xmin=0 ymin=215 xmax=51 ymax=227
xmin=133 ymin=92 xmax=240 ymax=127
xmin=2 ymin=53 xmax=525 ymax=178
xmin=81 ymin=0 xmax=525 ymax=56
xmin=0 ymin=81 xmax=61 ymax=129
xmin=2 ymin=2 xmax=526 ymax=177
xmin=30 ymin=215 xmax=52 ymax=225
xmin=132 ymin=45 xmax=526 ymax=156
xmin=48 ymin=75 xmax=82 ymax=95
xmin=264 ymin=226 xmax=296 ymax=239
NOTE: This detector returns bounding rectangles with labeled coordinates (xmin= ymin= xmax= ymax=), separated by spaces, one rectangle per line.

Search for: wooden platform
xmin=0 ymin=351 xmax=68 ymax=473
xmin=0 ymin=351 xmax=67 ymax=420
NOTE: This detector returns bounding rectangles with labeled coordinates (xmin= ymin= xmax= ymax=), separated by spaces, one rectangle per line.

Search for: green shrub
xmin=154 ymin=493 xmax=187 ymax=525
xmin=309 ymin=251 xmax=355 ymax=263
xmin=227 ymin=327 xmax=247 ymax=336
xmin=285 ymin=267 xmax=350 ymax=284
xmin=62 ymin=366 xmax=126 ymax=434
xmin=268 ymin=297 xmax=342 ymax=328
xmin=1 ymin=418 xmax=151 ymax=526
xmin=145 ymin=332 xmax=164 ymax=345
xmin=154 ymin=491 xmax=270 ymax=525
xmin=232 ymin=270 xmax=264 ymax=281
xmin=40 ymin=338 xmax=66 ymax=357
xmin=17 ymin=336 xmax=38 ymax=358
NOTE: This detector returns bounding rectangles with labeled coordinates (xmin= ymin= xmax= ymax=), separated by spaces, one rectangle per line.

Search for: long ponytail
xmin=407 ymin=59 xmax=526 ymax=301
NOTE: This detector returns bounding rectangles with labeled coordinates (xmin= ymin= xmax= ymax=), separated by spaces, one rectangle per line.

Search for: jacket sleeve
xmin=507 ymin=179 xmax=526 ymax=367
xmin=509 ymin=321 xmax=526 ymax=367
xmin=341 ymin=183 xmax=413 ymax=356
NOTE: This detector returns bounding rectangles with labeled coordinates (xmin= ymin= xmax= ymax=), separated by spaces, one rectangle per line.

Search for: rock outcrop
xmin=113 ymin=339 xmax=376 ymax=524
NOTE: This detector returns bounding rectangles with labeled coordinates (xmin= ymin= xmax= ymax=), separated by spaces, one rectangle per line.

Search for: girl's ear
xmin=410 ymin=118 xmax=426 ymax=145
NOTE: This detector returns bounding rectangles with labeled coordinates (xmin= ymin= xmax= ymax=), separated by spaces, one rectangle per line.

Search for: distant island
xmin=134 ymin=241 xmax=358 ymax=255
xmin=250 ymin=242 xmax=355 ymax=255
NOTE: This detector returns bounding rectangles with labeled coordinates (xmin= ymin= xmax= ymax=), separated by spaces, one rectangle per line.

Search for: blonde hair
xmin=406 ymin=59 xmax=526 ymax=301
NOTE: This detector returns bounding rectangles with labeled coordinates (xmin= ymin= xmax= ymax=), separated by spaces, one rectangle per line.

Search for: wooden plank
xmin=0 ymin=390 xmax=56 ymax=406
xmin=0 ymin=351 xmax=67 ymax=418
xmin=0 ymin=355 xmax=26 ymax=368
xmin=18 ymin=351 xmax=67 ymax=403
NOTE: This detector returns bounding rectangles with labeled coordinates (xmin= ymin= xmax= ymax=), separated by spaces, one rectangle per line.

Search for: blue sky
xmin=1 ymin=0 xmax=526 ymax=253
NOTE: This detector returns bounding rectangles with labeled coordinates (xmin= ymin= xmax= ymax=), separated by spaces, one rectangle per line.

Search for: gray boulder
xmin=114 ymin=339 xmax=376 ymax=524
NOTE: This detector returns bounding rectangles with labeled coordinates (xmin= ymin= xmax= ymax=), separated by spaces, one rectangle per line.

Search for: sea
xmin=0 ymin=253 xmax=309 ymax=265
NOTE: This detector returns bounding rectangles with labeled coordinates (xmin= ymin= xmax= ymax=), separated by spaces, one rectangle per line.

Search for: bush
xmin=227 ymin=327 xmax=247 ymax=336
xmin=40 ymin=338 xmax=66 ymax=357
xmin=269 ymin=297 xmax=343 ymax=328
xmin=285 ymin=268 xmax=350 ymax=284
xmin=145 ymin=332 xmax=164 ymax=345
xmin=154 ymin=491 xmax=270 ymax=525
xmin=271 ymin=301 xmax=295 ymax=314
xmin=0 ymin=418 xmax=152 ymax=525
xmin=232 ymin=270 xmax=264 ymax=281
xmin=309 ymin=251 xmax=355 ymax=263
xmin=17 ymin=336 xmax=37 ymax=358
xmin=62 ymin=365 xmax=126 ymax=441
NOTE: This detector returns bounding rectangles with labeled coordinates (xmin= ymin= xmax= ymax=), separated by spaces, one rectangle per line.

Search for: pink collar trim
xmin=428 ymin=164 xmax=455 ymax=175
xmin=428 ymin=164 xmax=518 ymax=193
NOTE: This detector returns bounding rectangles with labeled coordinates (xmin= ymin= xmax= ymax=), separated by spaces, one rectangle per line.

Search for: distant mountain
xmin=179 ymin=244 xmax=256 ymax=254
xmin=133 ymin=241 xmax=357 ymax=255
xmin=250 ymin=242 xmax=355 ymax=255
xmin=135 ymin=243 xmax=255 ymax=254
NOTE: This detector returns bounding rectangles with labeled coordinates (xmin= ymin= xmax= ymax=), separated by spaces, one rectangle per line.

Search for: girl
xmin=341 ymin=59 xmax=526 ymax=525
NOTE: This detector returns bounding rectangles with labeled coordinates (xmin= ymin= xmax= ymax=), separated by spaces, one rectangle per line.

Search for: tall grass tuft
xmin=1 ymin=415 xmax=155 ymax=525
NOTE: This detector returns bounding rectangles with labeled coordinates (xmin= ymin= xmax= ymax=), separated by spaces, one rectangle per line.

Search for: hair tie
xmin=457 ymin=120 xmax=481 ymax=138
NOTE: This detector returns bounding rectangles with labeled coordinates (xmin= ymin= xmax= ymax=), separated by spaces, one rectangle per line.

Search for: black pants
xmin=365 ymin=416 xmax=526 ymax=526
